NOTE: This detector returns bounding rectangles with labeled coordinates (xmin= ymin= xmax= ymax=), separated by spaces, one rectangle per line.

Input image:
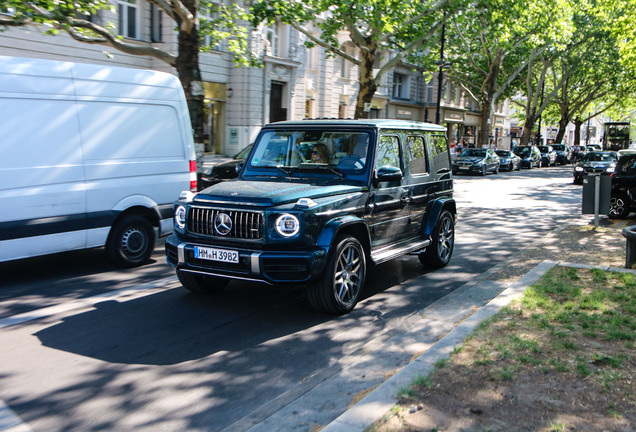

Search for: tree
xmin=0 ymin=0 xmax=252 ymax=145
xmin=251 ymin=0 xmax=465 ymax=119
xmin=443 ymin=0 xmax=573 ymax=147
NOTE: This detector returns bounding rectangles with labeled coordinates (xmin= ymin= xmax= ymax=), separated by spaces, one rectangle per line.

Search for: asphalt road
xmin=0 ymin=164 xmax=583 ymax=432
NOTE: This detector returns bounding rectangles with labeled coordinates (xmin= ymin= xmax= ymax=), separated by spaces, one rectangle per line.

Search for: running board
xmin=370 ymin=238 xmax=431 ymax=265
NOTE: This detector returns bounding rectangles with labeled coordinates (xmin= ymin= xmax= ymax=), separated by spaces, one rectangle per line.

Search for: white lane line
xmin=0 ymin=400 xmax=32 ymax=432
xmin=0 ymin=276 xmax=179 ymax=330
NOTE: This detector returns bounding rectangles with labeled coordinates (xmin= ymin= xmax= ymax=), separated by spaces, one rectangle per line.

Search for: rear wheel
xmin=106 ymin=215 xmax=155 ymax=267
xmin=609 ymin=192 xmax=631 ymax=219
xmin=419 ymin=210 xmax=455 ymax=268
xmin=177 ymin=271 xmax=229 ymax=293
xmin=307 ymin=235 xmax=366 ymax=314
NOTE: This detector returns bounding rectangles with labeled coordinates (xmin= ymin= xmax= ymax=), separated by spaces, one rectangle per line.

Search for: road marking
xmin=0 ymin=400 xmax=32 ymax=432
xmin=0 ymin=276 xmax=179 ymax=330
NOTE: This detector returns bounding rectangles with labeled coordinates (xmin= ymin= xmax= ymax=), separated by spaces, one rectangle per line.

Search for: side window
xmin=406 ymin=135 xmax=429 ymax=175
xmin=626 ymin=157 xmax=636 ymax=174
xmin=430 ymin=134 xmax=451 ymax=172
xmin=376 ymin=135 xmax=401 ymax=169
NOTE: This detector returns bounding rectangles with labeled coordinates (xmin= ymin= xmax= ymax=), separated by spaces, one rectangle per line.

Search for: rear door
xmin=369 ymin=134 xmax=410 ymax=247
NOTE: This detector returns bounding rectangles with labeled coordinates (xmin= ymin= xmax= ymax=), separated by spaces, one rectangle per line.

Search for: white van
xmin=0 ymin=56 xmax=197 ymax=267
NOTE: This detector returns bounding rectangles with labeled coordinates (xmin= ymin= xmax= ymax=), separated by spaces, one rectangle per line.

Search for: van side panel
xmin=0 ymin=56 xmax=195 ymax=264
xmin=0 ymin=96 xmax=87 ymax=262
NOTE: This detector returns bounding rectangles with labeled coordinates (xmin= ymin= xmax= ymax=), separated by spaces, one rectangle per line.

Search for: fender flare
xmin=421 ymin=197 xmax=456 ymax=236
xmin=316 ymin=215 xmax=370 ymax=250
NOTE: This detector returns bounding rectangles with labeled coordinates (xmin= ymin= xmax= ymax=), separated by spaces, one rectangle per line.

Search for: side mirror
xmin=235 ymin=162 xmax=244 ymax=175
xmin=374 ymin=166 xmax=403 ymax=187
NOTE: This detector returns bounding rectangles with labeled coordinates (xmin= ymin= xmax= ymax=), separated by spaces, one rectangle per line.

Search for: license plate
xmin=194 ymin=246 xmax=239 ymax=263
xmin=459 ymin=166 xmax=469 ymax=170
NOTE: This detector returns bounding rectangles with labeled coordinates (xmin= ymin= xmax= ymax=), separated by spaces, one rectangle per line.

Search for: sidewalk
xmin=225 ymin=217 xmax=632 ymax=432
xmin=320 ymin=217 xmax=632 ymax=431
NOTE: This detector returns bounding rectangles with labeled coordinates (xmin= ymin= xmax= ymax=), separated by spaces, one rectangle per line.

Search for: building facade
xmin=0 ymin=1 xmax=511 ymax=157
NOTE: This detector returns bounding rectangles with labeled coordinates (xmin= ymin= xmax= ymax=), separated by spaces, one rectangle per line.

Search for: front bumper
xmin=165 ymin=234 xmax=328 ymax=284
xmin=452 ymin=164 xmax=484 ymax=174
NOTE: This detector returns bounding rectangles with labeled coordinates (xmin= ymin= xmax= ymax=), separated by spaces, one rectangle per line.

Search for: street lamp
xmin=435 ymin=17 xmax=450 ymax=125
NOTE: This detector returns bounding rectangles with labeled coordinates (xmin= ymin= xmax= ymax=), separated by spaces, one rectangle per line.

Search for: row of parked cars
xmin=451 ymin=143 xmax=580 ymax=176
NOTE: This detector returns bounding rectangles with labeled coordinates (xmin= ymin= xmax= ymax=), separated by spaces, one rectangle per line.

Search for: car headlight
xmin=574 ymin=166 xmax=584 ymax=172
xmin=275 ymin=214 xmax=300 ymax=237
xmin=175 ymin=205 xmax=187 ymax=229
xmin=474 ymin=161 xmax=484 ymax=166
xmin=605 ymin=167 xmax=615 ymax=173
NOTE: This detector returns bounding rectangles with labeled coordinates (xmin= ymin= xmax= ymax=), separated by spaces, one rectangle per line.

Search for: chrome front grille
xmin=188 ymin=207 xmax=263 ymax=239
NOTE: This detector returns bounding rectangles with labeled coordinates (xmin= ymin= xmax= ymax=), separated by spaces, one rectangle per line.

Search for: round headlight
xmin=606 ymin=167 xmax=615 ymax=173
xmin=275 ymin=214 xmax=300 ymax=237
xmin=574 ymin=166 xmax=584 ymax=172
xmin=175 ymin=205 xmax=186 ymax=230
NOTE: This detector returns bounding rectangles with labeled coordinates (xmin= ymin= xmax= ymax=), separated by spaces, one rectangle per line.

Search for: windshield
xmin=582 ymin=152 xmax=617 ymax=162
xmin=460 ymin=149 xmax=486 ymax=157
xmin=247 ymin=129 xmax=371 ymax=173
xmin=495 ymin=150 xmax=510 ymax=157
xmin=538 ymin=146 xmax=550 ymax=153
xmin=553 ymin=145 xmax=566 ymax=151
xmin=513 ymin=147 xmax=531 ymax=156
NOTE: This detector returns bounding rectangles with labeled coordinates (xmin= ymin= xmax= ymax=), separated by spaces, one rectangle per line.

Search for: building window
xmin=117 ymin=0 xmax=138 ymax=39
xmin=426 ymin=79 xmax=434 ymax=103
xmin=150 ymin=4 xmax=162 ymax=42
xmin=393 ymin=73 xmax=409 ymax=99
xmin=265 ymin=24 xmax=279 ymax=57
xmin=200 ymin=6 xmax=228 ymax=51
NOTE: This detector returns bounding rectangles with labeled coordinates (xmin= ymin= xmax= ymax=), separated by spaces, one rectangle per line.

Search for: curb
xmin=321 ymin=259 xmax=636 ymax=432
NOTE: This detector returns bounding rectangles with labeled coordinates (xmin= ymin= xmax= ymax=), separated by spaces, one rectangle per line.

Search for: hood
xmin=194 ymin=180 xmax=364 ymax=207
xmin=579 ymin=161 xmax=616 ymax=169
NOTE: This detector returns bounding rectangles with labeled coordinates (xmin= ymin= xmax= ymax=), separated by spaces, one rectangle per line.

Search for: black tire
xmin=494 ymin=164 xmax=499 ymax=174
xmin=609 ymin=192 xmax=631 ymax=219
xmin=106 ymin=215 xmax=155 ymax=267
xmin=419 ymin=210 xmax=455 ymax=268
xmin=307 ymin=235 xmax=366 ymax=314
xmin=177 ymin=271 xmax=229 ymax=293
xmin=480 ymin=165 xmax=487 ymax=176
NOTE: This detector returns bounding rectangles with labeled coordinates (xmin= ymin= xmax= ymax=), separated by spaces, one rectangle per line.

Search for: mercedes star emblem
xmin=214 ymin=213 xmax=232 ymax=235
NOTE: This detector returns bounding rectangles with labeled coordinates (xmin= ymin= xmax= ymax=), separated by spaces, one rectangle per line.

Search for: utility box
xmin=582 ymin=174 xmax=611 ymax=214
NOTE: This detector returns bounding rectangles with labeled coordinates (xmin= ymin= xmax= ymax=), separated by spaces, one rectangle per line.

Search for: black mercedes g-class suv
xmin=166 ymin=119 xmax=456 ymax=314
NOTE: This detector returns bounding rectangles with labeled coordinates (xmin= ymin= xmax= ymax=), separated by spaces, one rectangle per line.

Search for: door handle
xmin=400 ymin=196 xmax=411 ymax=204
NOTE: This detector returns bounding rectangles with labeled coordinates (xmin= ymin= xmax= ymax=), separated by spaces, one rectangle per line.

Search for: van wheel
xmin=106 ymin=215 xmax=155 ymax=267
xmin=419 ymin=210 xmax=455 ymax=268
xmin=177 ymin=271 xmax=229 ymax=293
xmin=307 ymin=235 xmax=366 ymax=314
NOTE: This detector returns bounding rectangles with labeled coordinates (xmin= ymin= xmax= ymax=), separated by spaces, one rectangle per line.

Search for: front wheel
xmin=106 ymin=215 xmax=155 ymax=267
xmin=419 ymin=210 xmax=455 ymax=268
xmin=609 ymin=192 xmax=631 ymax=219
xmin=307 ymin=236 xmax=366 ymax=314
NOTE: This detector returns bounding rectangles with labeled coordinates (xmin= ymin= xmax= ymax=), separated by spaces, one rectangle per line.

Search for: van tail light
xmin=189 ymin=160 xmax=197 ymax=191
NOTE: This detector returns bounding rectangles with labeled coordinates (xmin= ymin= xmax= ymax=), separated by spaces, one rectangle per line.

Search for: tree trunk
xmin=354 ymin=50 xmax=377 ymax=119
xmin=573 ymin=118 xmax=583 ymax=147
xmin=520 ymin=120 xmax=534 ymax=146
xmin=174 ymin=11 xmax=205 ymax=147
xmin=479 ymin=104 xmax=491 ymax=148
xmin=554 ymin=115 xmax=569 ymax=145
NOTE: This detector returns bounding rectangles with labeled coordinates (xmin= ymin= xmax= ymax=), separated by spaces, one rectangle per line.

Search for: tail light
xmin=189 ymin=160 xmax=197 ymax=191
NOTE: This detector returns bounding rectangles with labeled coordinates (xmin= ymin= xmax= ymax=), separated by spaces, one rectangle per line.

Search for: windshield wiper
xmin=298 ymin=163 xmax=346 ymax=179
xmin=275 ymin=165 xmax=297 ymax=176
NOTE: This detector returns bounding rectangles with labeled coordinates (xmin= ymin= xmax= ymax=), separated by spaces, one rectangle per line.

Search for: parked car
xmin=197 ymin=144 xmax=253 ymax=190
xmin=537 ymin=145 xmax=557 ymax=167
xmin=166 ymin=119 xmax=456 ymax=314
xmin=609 ymin=154 xmax=636 ymax=218
xmin=513 ymin=145 xmax=542 ymax=169
xmin=452 ymin=148 xmax=500 ymax=175
xmin=552 ymin=144 xmax=572 ymax=165
xmin=573 ymin=151 xmax=618 ymax=185
xmin=495 ymin=150 xmax=521 ymax=171
xmin=587 ymin=144 xmax=602 ymax=151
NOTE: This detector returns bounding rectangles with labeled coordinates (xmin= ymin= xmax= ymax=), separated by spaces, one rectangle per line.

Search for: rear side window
xmin=406 ymin=135 xmax=429 ymax=175
xmin=431 ymin=134 xmax=451 ymax=173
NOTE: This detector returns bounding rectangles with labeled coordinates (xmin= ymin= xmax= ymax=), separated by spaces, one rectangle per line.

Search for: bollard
xmin=622 ymin=226 xmax=636 ymax=269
